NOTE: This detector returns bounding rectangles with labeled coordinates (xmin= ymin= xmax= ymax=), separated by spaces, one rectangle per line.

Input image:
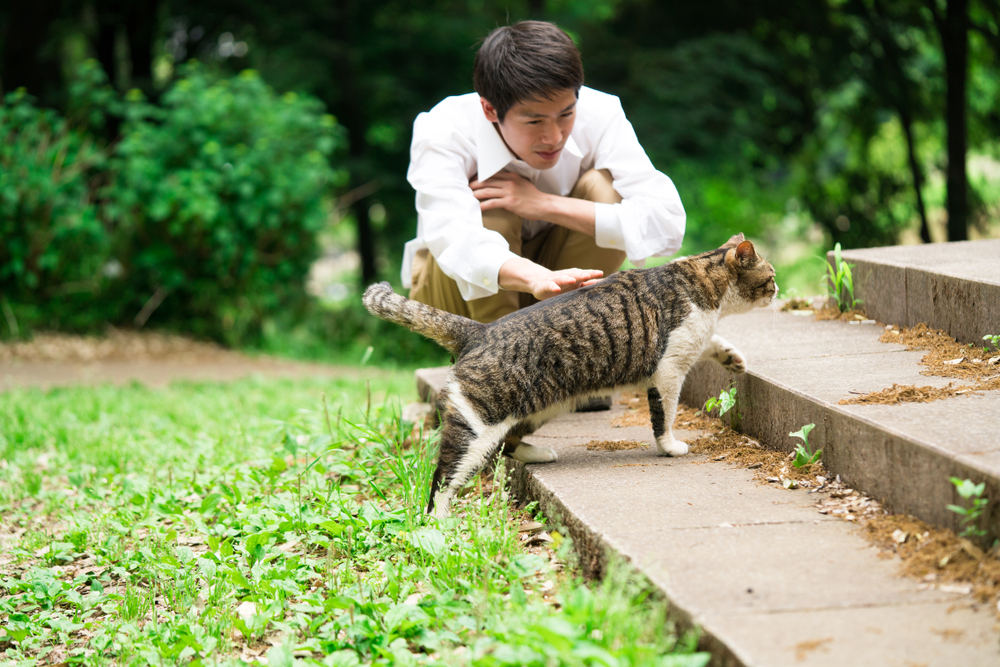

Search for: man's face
xmin=481 ymin=88 xmax=578 ymax=170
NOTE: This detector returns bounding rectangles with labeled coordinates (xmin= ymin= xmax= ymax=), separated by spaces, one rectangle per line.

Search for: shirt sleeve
xmin=407 ymin=113 xmax=518 ymax=301
xmin=591 ymin=103 xmax=686 ymax=262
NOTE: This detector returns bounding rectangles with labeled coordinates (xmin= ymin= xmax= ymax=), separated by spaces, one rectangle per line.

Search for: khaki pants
xmin=409 ymin=169 xmax=627 ymax=323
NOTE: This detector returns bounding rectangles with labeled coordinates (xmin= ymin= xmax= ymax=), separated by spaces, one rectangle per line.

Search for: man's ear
xmin=480 ymin=97 xmax=500 ymax=123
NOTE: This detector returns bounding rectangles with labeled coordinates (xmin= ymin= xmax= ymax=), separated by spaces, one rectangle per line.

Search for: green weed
xmin=947 ymin=477 xmax=989 ymax=539
xmin=704 ymin=386 xmax=737 ymax=417
xmin=789 ymin=423 xmax=821 ymax=468
xmin=822 ymin=243 xmax=861 ymax=313
xmin=983 ymin=334 xmax=1000 ymax=353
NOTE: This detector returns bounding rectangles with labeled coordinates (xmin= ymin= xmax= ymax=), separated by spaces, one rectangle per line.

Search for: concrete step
xmin=680 ymin=308 xmax=1000 ymax=540
xmin=505 ymin=407 xmax=1000 ymax=667
xmin=833 ymin=239 xmax=1000 ymax=345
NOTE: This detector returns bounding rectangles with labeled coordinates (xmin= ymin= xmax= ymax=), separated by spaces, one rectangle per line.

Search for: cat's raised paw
xmin=511 ymin=443 xmax=558 ymax=464
xmin=655 ymin=437 xmax=689 ymax=457
xmin=720 ymin=348 xmax=746 ymax=374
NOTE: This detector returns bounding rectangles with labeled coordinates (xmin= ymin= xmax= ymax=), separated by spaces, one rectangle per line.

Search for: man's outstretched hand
xmin=498 ymin=257 xmax=603 ymax=301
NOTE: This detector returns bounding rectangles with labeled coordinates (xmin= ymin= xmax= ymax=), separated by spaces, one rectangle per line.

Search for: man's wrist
xmin=497 ymin=256 xmax=541 ymax=294
xmin=543 ymin=196 xmax=596 ymax=237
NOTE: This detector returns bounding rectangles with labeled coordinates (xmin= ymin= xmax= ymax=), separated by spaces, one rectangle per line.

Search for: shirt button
xmin=483 ymin=278 xmax=490 ymax=286
xmin=608 ymin=240 xmax=616 ymax=246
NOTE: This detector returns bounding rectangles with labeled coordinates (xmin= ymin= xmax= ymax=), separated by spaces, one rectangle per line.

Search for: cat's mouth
xmin=755 ymin=281 xmax=779 ymax=308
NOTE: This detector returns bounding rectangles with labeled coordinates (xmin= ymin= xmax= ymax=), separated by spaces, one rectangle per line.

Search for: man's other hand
xmin=470 ymin=171 xmax=597 ymax=236
xmin=498 ymin=257 xmax=603 ymax=301
xmin=471 ymin=171 xmax=551 ymax=221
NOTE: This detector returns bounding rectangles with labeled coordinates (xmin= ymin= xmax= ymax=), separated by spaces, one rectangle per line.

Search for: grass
xmin=0 ymin=375 xmax=707 ymax=666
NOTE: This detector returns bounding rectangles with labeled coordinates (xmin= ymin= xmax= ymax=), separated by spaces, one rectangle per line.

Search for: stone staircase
xmin=682 ymin=239 xmax=1000 ymax=540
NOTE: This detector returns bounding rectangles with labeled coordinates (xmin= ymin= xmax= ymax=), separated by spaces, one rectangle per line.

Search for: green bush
xmin=106 ymin=64 xmax=347 ymax=343
xmin=0 ymin=89 xmax=111 ymax=333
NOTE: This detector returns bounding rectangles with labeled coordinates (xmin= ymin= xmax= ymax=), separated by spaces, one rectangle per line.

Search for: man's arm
xmin=469 ymin=171 xmax=604 ymax=299
xmin=470 ymin=171 xmax=596 ymax=237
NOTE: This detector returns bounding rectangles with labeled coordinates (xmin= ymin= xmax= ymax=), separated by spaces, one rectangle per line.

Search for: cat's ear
xmin=735 ymin=240 xmax=756 ymax=266
xmin=725 ymin=233 xmax=746 ymax=247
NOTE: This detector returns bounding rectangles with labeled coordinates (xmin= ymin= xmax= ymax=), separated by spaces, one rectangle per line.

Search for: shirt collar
xmin=475 ymin=104 xmax=583 ymax=181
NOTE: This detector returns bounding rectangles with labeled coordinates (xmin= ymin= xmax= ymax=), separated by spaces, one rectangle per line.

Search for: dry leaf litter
xmin=841 ymin=323 xmax=1000 ymax=405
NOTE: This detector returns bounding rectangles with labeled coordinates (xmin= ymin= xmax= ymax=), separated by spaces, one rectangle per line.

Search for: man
xmin=403 ymin=20 xmax=685 ymax=324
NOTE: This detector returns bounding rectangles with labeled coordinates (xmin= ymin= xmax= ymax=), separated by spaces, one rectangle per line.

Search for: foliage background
xmin=1 ymin=0 xmax=999 ymax=361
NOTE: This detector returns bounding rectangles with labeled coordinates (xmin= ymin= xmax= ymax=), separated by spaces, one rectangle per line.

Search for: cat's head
xmin=723 ymin=236 xmax=778 ymax=311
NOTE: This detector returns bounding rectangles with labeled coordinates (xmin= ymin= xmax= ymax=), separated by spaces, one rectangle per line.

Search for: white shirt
xmin=403 ymin=86 xmax=686 ymax=300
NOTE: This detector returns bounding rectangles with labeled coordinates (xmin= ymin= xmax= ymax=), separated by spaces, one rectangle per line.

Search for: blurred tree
xmin=0 ymin=0 xmax=67 ymax=107
xmin=848 ymin=0 xmax=934 ymax=243
xmin=92 ymin=0 xmax=160 ymax=96
xmin=928 ymin=0 xmax=971 ymax=241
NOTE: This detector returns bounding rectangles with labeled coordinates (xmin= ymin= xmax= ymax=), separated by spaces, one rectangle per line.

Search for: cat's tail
xmin=363 ymin=282 xmax=484 ymax=356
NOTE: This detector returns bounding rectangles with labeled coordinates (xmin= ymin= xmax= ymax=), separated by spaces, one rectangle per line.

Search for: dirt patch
xmin=585 ymin=440 xmax=649 ymax=451
xmin=779 ymin=297 xmax=814 ymax=312
xmin=793 ymin=637 xmax=832 ymax=661
xmin=841 ymin=324 xmax=1000 ymax=405
xmin=815 ymin=306 xmax=869 ymax=322
xmin=0 ymin=330 xmax=373 ymax=391
xmin=0 ymin=329 xmax=234 ymax=363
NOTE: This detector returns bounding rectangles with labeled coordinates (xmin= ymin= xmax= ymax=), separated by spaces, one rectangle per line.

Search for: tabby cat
xmin=364 ymin=234 xmax=777 ymax=517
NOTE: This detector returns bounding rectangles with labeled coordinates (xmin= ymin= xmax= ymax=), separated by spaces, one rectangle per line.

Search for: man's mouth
xmin=535 ymin=147 xmax=562 ymax=161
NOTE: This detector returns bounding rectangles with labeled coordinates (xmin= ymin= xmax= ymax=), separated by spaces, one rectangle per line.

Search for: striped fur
xmin=363 ymin=282 xmax=486 ymax=356
xmin=363 ymin=234 xmax=777 ymax=517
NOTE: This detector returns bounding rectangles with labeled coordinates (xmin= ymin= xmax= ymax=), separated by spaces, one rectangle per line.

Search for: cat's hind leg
xmin=502 ymin=421 xmax=557 ymax=464
xmin=701 ymin=334 xmax=747 ymax=374
xmin=427 ymin=391 xmax=517 ymax=519
xmin=505 ymin=436 xmax=558 ymax=463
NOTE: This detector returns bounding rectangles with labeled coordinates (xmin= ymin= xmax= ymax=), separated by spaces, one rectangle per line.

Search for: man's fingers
xmin=556 ymin=269 xmax=603 ymax=282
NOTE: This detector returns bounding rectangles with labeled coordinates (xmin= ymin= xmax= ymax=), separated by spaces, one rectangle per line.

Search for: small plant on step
xmin=947 ymin=477 xmax=989 ymax=539
xmin=823 ymin=243 xmax=862 ymax=313
xmin=789 ymin=423 xmax=821 ymax=467
xmin=983 ymin=334 xmax=1000 ymax=354
xmin=704 ymin=386 xmax=737 ymax=417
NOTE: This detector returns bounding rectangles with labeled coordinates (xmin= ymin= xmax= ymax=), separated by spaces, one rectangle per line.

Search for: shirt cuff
xmin=594 ymin=202 xmax=626 ymax=251
xmin=473 ymin=248 xmax=520 ymax=297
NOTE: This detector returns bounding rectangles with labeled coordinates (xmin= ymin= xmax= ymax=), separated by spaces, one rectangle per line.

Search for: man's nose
xmin=540 ymin=121 xmax=562 ymax=146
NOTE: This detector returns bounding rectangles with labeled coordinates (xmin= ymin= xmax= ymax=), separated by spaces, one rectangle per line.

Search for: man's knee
xmin=481 ymin=208 xmax=523 ymax=243
xmin=571 ymin=168 xmax=622 ymax=205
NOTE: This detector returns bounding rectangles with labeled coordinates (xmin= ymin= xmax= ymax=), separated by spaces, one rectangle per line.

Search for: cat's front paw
xmin=655 ymin=436 xmax=689 ymax=457
xmin=511 ymin=443 xmax=558 ymax=464
xmin=718 ymin=347 xmax=747 ymax=374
